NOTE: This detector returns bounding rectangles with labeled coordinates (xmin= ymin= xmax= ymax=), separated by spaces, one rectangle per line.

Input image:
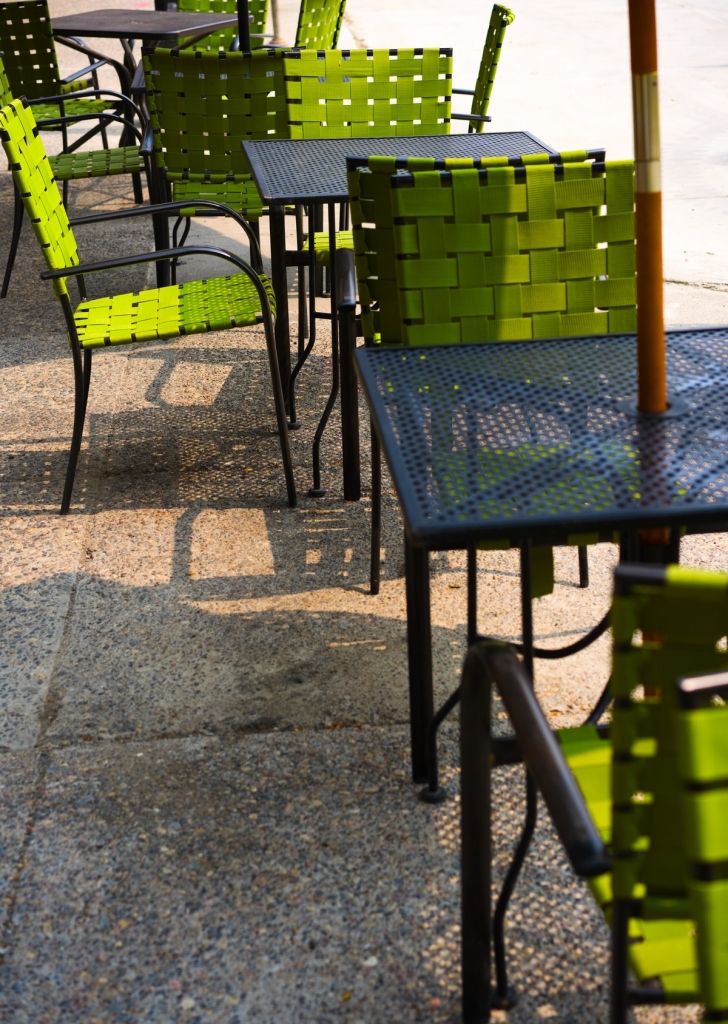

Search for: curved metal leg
xmin=1 ymin=182 xmax=24 ymax=299
xmin=260 ymin=304 xmax=297 ymax=508
xmin=288 ymin=210 xmax=318 ymax=428
xmin=308 ymin=202 xmax=339 ymax=497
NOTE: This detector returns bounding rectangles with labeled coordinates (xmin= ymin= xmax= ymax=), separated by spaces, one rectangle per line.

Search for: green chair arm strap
xmin=477 ymin=641 xmax=611 ymax=878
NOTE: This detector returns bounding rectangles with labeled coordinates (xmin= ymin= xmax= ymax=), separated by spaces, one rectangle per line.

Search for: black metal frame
xmin=2 ymin=107 xmax=148 ymax=299
xmin=37 ymin=201 xmax=296 ymax=513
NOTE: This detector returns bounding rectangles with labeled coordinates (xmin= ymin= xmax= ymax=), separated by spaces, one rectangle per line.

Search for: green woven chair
xmin=343 ymin=151 xmax=634 ymax=592
xmin=452 ymin=4 xmax=514 ymax=133
xmin=286 ymin=46 xmax=453 ymax=456
xmin=142 ymin=46 xmax=288 ymax=254
xmin=459 ymin=563 xmax=728 ymax=1021
xmin=177 ymin=0 xmax=270 ymax=52
xmin=0 ymin=1 xmax=132 ymax=129
xmin=0 ymin=52 xmax=148 ymax=298
xmin=294 ymin=0 xmax=346 ymax=49
xmin=0 ymin=97 xmax=296 ymax=512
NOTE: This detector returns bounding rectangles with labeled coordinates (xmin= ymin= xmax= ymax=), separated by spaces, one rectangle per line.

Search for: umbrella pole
xmin=629 ymin=0 xmax=666 ymax=414
xmin=238 ymin=0 xmax=251 ymax=51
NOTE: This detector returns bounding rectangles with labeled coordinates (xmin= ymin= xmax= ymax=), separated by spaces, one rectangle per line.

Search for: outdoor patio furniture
xmin=294 ymin=0 xmax=346 ymax=49
xmin=354 ymin=326 xmax=728 ymax=785
xmin=459 ymin=563 xmax=728 ymax=1020
xmin=0 ymin=97 xmax=296 ymax=513
xmin=343 ymin=151 xmax=625 ymax=595
xmin=0 ymin=52 xmax=148 ymax=299
xmin=243 ymin=131 xmax=555 ymax=500
xmin=452 ymin=4 xmax=515 ymax=132
xmin=176 ymin=0 xmax=270 ymax=53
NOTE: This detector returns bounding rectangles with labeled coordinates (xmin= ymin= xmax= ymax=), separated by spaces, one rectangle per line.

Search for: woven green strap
xmin=0 ymin=52 xmax=12 ymax=107
xmin=349 ymin=153 xmax=635 ymax=346
xmin=0 ymin=98 xmax=79 ymax=298
xmin=74 ymin=273 xmax=276 ymax=348
xmin=295 ymin=0 xmax=346 ymax=49
xmin=143 ymin=47 xmax=288 ymax=182
xmin=469 ymin=4 xmax=515 ymax=132
xmin=50 ymin=146 xmax=143 ymax=180
xmin=172 ymin=178 xmax=264 ymax=222
xmin=177 ymin=0 xmax=269 ymax=51
xmin=284 ymin=48 xmax=453 ymax=139
xmin=0 ymin=0 xmax=62 ymax=99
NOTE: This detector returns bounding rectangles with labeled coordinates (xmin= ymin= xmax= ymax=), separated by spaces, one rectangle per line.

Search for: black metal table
xmin=242 ymin=131 xmax=558 ymax=498
xmin=53 ymin=8 xmax=239 ymax=74
xmin=355 ymin=328 xmax=728 ymax=780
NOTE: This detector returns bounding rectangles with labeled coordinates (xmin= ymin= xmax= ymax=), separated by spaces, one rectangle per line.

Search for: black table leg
xmin=338 ymin=245 xmax=360 ymax=502
xmin=404 ymin=535 xmax=433 ymax=783
xmin=269 ymin=202 xmax=291 ymax=405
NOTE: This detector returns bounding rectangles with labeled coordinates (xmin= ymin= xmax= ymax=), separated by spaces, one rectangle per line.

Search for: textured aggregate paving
xmin=1 ymin=1 xmax=727 ymax=1018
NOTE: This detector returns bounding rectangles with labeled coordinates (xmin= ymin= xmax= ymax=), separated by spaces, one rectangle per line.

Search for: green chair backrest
xmin=294 ymin=0 xmax=346 ymax=50
xmin=612 ymin=566 xmax=728 ymax=1016
xmin=142 ymin=46 xmax=288 ymax=181
xmin=283 ymin=48 xmax=453 ymax=140
xmin=176 ymin=0 xmax=269 ymax=52
xmin=469 ymin=4 xmax=514 ymax=132
xmin=347 ymin=152 xmax=636 ymax=345
xmin=0 ymin=0 xmax=62 ymax=100
xmin=676 ymin=650 xmax=728 ymax=1017
xmin=0 ymin=98 xmax=79 ymax=297
xmin=0 ymin=51 xmax=13 ymax=106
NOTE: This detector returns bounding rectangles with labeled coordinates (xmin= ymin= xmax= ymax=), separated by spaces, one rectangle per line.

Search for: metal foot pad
xmin=491 ymin=986 xmax=518 ymax=1011
xmin=308 ymin=487 xmax=327 ymax=497
xmin=418 ymin=785 xmax=448 ymax=804
xmin=287 ymin=420 xmax=302 ymax=431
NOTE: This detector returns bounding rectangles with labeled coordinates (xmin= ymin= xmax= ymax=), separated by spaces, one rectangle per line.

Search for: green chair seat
xmin=303 ymin=229 xmax=353 ymax=266
xmin=73 ymin=272 xmax=276 ymax=348
xmin=50 ymin=145 xmax=144 ymax=180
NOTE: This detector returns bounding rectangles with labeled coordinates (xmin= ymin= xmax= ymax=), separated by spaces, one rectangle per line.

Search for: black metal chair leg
xmin=61 ymin=337 xmax=89 ymax=515
xmin=578 ymin=545 xmax=589 ymax=587
xmin=288 ymin=211 xmax=318 ymax=428
xmin=370 ymin=423 xmax=381 ymax=595
xmin=1 ymin=182 xmax=24 ymax=299
xmin=610 ymin=900 xmax=630 ymax=1024
xmin=82 ymin=348 xmax=92 ymax=419
xmin=308 ymin=202 xmax=339 ymax=497
xmin=131 ymin=171 xmax=144 ymax=204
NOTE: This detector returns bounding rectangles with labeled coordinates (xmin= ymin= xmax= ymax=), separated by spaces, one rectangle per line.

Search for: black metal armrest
xmin=34 ymin=112 xmax=143 ymax=145
xmin=336 ymin=248 xmax=357 ymax=311
xmin=451 ymin=112 xmax=492 ymax=123
xmin=54 ymin=36 xmax=131 ymax=96
xmin=139 ymin=122 xmax=154 ymax=158
xmin=68 ymin=198 xmax=263 ymax=271
xmin=40 ymin=245 xmax=255 ymax=282
xmin=452 ymin=87 xmax=475 ymax=96
xmin=131 ymin=63 xmax=146 ymax=96
xmin=26 ymin=88 xmax=143 ymax=124
xmin=466 ymin=641 xmax=610 ymax=878
xmin=61 ymin=60 xmax=107 ymax=84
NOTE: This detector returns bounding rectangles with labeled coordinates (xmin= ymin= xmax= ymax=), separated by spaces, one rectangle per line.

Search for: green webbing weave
xmin=674 ymin=613 xmax=728 ymax=1016
xmin=177 ymin=0 xmax=269 ymax=52
xmin=143 ymin=46 xmax=288 ymax=220
xmin=469 ymin=4 xmax=514 ymax=133
xmin=302 ymin=229 xmax=353 ymax=265
xmin=284 ymin=48 xmax=453 ymax=139
xmin=49 ymin=146 xmax=144 ymax=180
xmin=73 ymin=273 xmax=275 ymax=348
xmin=0 ymin=0 xmax=61 ymax=100
xmin=348 ymin=154 xmax=635 ymax=345
xmin=0 ymin=98 xmax=79 ymax=298
xmin=0 ymin=51 xmax=11 ymax=107
xmin=294 ymin=0 xmax=346 ymax=50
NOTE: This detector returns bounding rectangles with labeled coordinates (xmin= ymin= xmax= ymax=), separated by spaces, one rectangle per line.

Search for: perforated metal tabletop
xmin=52 ymin=8 xmax=238 ymax=41
xmin=356 ymin=328 xmax=728 ymax=548
xmin=243 ymin=132 xmax=557 ymax=204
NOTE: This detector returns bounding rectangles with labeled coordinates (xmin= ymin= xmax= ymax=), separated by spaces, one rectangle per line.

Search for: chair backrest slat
xmin=347 ymin=152 xmax=635 ymax=345
xmin=0 ymin=0 xmax=61 ymax=100
xmin=176 ymin=0 xmax=269 ymax=52
xmin=0 ymin=97 xmax=79 ymax=297
xmin=283 ymin=48 xmax=453 ymax=140
xmin=294 ymin=0 xmax=346 ymax=50
xmin=469 ymin=4 xmax=515 ymax=132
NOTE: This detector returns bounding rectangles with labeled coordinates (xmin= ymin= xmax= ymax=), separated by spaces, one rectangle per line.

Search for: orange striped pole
xmin=629 ymin=0 xmax=667 ymax=414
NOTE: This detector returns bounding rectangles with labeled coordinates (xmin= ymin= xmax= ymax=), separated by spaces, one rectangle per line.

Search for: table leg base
xmin=308 ymin=487 xmax=327 ymax=498
xmin=491 ymin=986 xmax=519 ymax=1011
xmin=287 ymin=420 xmax=302 ymax=431
xmin=418 ymin=784 xmax=448 ymax=804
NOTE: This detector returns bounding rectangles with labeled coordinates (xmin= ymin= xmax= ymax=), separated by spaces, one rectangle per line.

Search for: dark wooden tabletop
xmin=52 ymin=8 xmax=237 ymax=41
